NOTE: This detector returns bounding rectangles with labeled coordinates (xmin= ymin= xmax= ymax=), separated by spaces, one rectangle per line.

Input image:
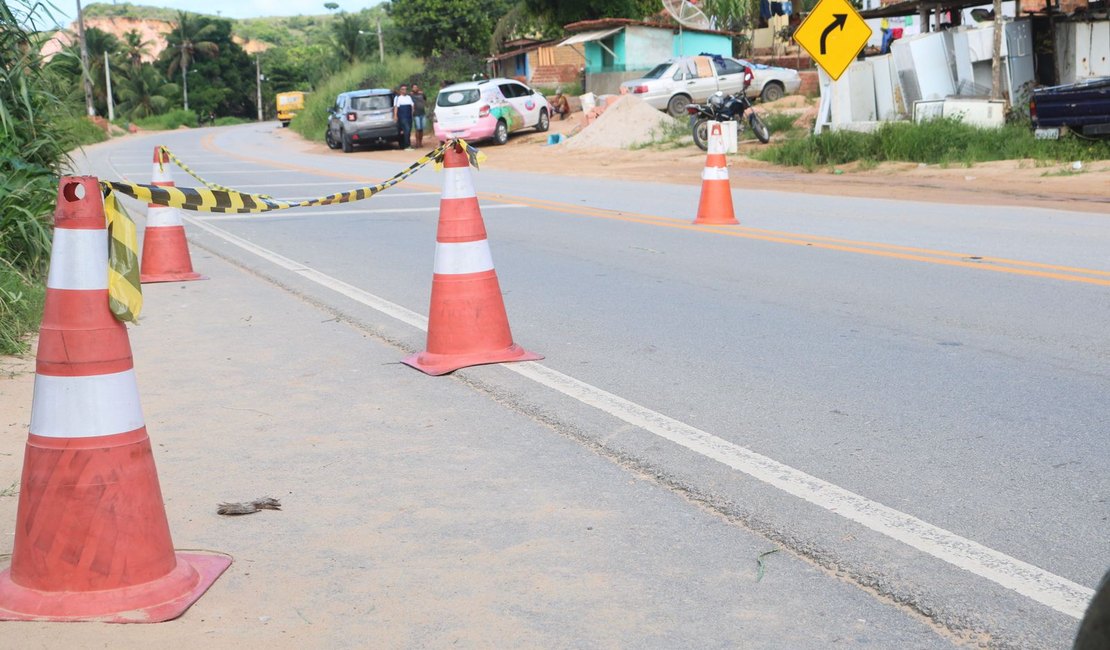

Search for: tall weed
xmin=132 ymin=108 xmax=199 ymax=130
xmin=0 ymin=261 xmax=45 ymax=355
xmin=290 ymin=55 xmax=423 ymax=142
xmin=754 ymin=119 xmax=1110 ymax=168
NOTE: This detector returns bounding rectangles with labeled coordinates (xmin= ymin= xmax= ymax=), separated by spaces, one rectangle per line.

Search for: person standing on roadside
xmin=393 ymin=83 xmax=414 ymax=150
xmin=411 ymin=83 xmax=427 ymax=148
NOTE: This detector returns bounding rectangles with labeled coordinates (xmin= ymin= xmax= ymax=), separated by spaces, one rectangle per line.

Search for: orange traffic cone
xmin=140 ymin=147 xmax=205 ymax=283
xmin=402 ymin=143 xmax=542 ymax=375
xmin=693 ymin=121 xmax=738 ymax=225
xmin=0 ymin=177 xmax=230 ymax=622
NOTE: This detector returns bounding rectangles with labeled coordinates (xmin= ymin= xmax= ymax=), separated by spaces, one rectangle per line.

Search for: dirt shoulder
xmin=277 ymin=109 xmax=1110 ymax=215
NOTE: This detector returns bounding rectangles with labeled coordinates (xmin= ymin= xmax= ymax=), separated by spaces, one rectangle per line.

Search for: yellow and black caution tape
xmin=95 ymin=138 xmax=485 ymax=323
xmin=102 ymin=188 xmax=143 ymax=323
xmin=156 ymin=145 xmax=273 ymax=199
xmin=102 ymin=138 xmax=486 ymax=215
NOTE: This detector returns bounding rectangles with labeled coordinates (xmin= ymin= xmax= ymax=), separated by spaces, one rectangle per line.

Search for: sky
xmin=49 ymin=1 xmax=380 ymax=27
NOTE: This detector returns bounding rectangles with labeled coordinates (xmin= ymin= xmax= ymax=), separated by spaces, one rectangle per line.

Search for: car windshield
xmin=641 ymin=63 xmax=672 ymax=80
xmin=438 ymin=89 xmax=480 ymax=107
xmin=351 ymin=95 xmax=391 ymax=111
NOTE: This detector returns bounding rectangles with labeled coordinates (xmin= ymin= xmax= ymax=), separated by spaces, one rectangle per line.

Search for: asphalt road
xmin=72 ymin=122 xmax=1109 ymax=647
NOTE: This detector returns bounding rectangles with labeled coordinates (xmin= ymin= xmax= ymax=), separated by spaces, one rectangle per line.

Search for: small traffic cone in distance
xmin=402 ymin=143 xmax=542 ymax=376
xmin=693 ymin=121 xmax=739 ymax=225
xmin=140 ymin=146 xmax=205 ymax=283
xmin=0 ymin=176 xmax=230 ymax=623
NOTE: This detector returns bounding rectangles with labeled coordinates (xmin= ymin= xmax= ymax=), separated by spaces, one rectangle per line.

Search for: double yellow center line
xmin=200 ymin=134 xmax=1110 ymax=288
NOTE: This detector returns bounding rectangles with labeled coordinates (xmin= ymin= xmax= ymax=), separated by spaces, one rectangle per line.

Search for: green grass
xmin=0 ymin=263 xmax=45 ymax=356
xmin=630 ymin=117 xmax=690 ymax=150
xmin=131 ymin=109 xmax=199 ymax=131
xmin=533 ymin=82 xmax=583 ymax=97
xmin=214 ymin=116 xmax=252 ymax=126
xmin=57 ymin=116 xmax=110 ymax=148
xmin=753 ymin=119 xmax=1110 ymax=171
xmin=290 ymin=55 xmax=423 ymax=143
xmin=760 ymin=111 xmax=801 ymax=137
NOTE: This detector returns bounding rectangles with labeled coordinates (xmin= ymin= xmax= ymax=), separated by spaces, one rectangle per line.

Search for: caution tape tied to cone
xmin=94 ymin=138 xmax=485 ymax=323
xmin=101 ymin=138 xmax=486 ymax=215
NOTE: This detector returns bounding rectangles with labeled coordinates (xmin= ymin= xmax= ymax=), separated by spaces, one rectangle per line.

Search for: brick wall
xmin=798 ymin=71 xmax=820 ymax=97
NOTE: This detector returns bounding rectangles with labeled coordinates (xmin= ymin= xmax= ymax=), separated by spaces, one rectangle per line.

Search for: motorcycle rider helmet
xmin=709 ymin=91 xmax=725 ymax=108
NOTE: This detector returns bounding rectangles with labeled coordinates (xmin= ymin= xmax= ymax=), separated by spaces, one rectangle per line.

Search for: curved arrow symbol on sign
xmin=820 ymin=14 xmax=848 ymax=55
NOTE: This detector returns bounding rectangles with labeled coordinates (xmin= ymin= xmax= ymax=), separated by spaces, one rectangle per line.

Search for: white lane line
xmin=264 ymin=189 xmax=442 ymax=195
xmin=111 ymin=168 xmax=304 ymax=174
xmin=186 ymin=217 xmax=426 ymax=329
xmin=209 ymin=181 xmax=381 ymax=188
xmin=181 ymin=214 xmax=1095 ymax=621
xmin=194 ymin=204 xmax=526 ymax=221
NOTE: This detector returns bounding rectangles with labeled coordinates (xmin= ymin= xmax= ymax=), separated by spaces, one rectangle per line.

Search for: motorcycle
xmin=687 ymin=91 xmax=771 ymax=150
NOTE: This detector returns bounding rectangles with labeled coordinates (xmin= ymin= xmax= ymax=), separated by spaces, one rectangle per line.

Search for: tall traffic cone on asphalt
xmin=0 ymin=176 xmax=230 ymax=622
xmin=401 ymin=143 xmax=542 ymax=375
xmin=140 ymin=146 xmax=205 ymax=283
xmin=693 ymin=121 xmax=739 ymax=225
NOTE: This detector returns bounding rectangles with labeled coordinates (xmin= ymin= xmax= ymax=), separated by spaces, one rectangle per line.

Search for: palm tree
xmin=121 ymin=29 xmax=152 ymax=70
xmin=78 ymin=26 xmax=120 ymax=116
xmin=331 ymin=13 xmax=368 ymax=65
xmin=115 ymin=63 xmax=178 ymax=119
xmin=163 ymin=11 xmax=218 ymax=111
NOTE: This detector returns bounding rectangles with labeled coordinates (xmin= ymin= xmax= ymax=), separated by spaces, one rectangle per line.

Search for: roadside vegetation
xmin=1 ymin=0 xmax=68 ymax=352
xmin=754 ymin=119 xmax=1110 ymax=170
xmin=290 ymin=55 xmax=423 ymax=143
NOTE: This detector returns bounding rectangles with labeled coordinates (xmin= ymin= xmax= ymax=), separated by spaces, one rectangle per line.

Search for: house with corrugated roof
xmin=557 ymin=18 xmax=736 ymax=94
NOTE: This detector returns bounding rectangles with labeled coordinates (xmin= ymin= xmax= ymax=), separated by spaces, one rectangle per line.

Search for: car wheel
xmin=492 ymin=120 xmax=509 ymax=145
xmin=667 ymin=94 xmax=691 ymax=118
xmin=325 ymin=129 xmax=340 ymax=150
xmin=760 ymin=82 xmax=785 ymax=103
xmin=341 ymin=131 xmax=354 ymax=153
xmin=536 ymin=109 xmax=550 ymax=132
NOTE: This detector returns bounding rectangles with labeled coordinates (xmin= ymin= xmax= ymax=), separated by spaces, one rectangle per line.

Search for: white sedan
xmin=735 ymin=59 xmax=802 ymax=103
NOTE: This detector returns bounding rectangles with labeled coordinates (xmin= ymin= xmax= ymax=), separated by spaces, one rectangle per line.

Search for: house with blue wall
xmin=559 ymin=18 xmax=735 ymax=94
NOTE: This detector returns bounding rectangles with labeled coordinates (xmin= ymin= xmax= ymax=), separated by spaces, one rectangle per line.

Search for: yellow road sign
xmin=793 ymin=0 xmax=873 ymax=81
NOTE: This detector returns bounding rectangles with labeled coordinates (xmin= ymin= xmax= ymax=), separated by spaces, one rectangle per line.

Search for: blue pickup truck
xmin=1030 ymin=76 xmax=1110 ymax=138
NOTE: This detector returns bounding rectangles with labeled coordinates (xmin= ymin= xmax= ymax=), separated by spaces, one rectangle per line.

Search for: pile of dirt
xmin=563 ymin=95 xmax=677 ymax=150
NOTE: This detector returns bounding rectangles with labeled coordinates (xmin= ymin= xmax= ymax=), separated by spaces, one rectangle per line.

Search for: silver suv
xmin=326 ymin=89 xmax=400 ymax=153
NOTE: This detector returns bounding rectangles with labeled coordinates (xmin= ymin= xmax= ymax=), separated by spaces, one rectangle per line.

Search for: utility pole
xmin=990 ymin=0 xmax=1003 ymax=101
xmin=104 ymin=50 xmax=114 ymax=122
xmin=376 ymin=18 xmax=384 ymax=63
xmin=75 ymin=0 xmax=95 ymax=117
xmin=256 ymin=54 xmax=263 ymax=122
xmin=179 ymin=20 xmax=189 ymax=111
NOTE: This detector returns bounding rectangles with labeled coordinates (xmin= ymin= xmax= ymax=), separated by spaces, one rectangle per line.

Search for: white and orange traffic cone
xmin=693 ymin=122 xmax=738 ymax=225
xmin=0 ymin=176 xmax=230 ymax=622
xmin=402 ymin=143 xmax=542 ymax=376
xmin=140 ymin=147 xmax=205 ymax=283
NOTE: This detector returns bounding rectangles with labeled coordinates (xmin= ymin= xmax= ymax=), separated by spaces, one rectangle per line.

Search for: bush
xmin=214 ymin=116 xmax=251 ymax=126
xmin=290 ymin=54 xmax=423 ymax=143
xmin=0 ymin=262 xmax=45 ymax=355
xmin=132 ymin=108 xmax=199 ymax=130
xmin=57 ymin=116 xmax=110 ymax=147
xmin=533 ymin=81 xmax=583 ymax=97
xmin=754 ymin=119 xmax=1110 ymax=170
xmin=0 ymin=153 xmax=54 ymax=274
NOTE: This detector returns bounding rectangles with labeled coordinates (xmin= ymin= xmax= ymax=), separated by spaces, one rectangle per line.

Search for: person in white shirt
xmin=393 ymin=84 xmax=415 ymax=150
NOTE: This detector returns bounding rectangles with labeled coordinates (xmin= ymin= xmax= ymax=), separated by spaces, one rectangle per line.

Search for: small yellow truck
xmin=276 ymin=91 xmax=305 ymax=127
